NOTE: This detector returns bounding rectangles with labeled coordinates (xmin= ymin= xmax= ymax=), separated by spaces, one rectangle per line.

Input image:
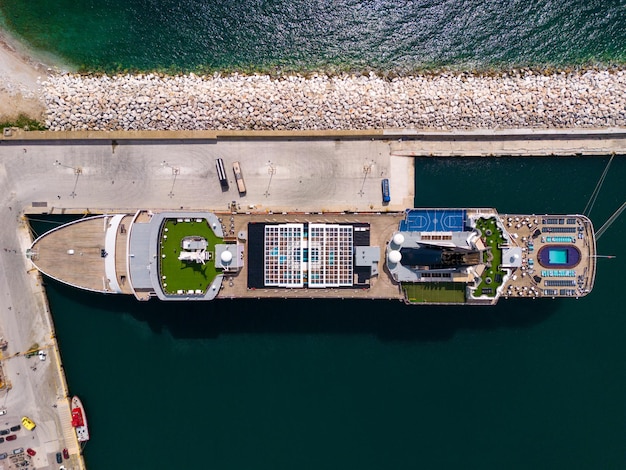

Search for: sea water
xmin=0 ymin=0 xmax=625 ymax=73
xmin=31 ymin=156 xmax=626 ymax=469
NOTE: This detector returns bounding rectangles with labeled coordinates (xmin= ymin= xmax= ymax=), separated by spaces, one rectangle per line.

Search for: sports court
xmin=399 ymin=209 xmax=467 ymax=232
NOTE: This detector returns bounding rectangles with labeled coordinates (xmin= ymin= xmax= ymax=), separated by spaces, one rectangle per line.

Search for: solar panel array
xmin=263 ymin=223 xmax=354 ymax=288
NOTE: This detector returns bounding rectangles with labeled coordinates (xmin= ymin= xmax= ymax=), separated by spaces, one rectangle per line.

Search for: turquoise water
xmin=1 ymin=0 xmax=625 ymax=73
xmin=549 ymin=249 xmax=568 ymax=264
xmin=32 ymin=156 xmax=626 ymax=469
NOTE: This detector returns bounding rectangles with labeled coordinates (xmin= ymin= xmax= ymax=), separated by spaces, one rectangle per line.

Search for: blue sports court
xmin=399 ymin=209 xmax=467 ymax=232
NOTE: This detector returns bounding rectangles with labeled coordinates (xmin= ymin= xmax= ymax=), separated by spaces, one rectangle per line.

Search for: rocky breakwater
xmin=43 ymin=69 xmax=626 ymax=131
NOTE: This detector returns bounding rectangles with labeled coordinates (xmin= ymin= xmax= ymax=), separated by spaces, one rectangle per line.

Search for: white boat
xmin=71 ymin=396 xmax=90 ymax=442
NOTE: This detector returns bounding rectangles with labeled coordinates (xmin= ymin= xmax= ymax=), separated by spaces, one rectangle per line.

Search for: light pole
xmin=161 ymin=161 xmax=180 ymax=198
xmin=264 ymin=161 xmax=275 ymax=198
xmin=53 ymin=160 xmax=82 ymax=198
xmin=358 ymin=162 xmax=373 ymax=197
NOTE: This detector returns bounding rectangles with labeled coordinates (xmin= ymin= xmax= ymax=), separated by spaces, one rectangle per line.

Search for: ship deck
xmin=28 ymin=209 xmax=597 ymax=304
xmin=30 ymin=217 xmax=108 ymax=292
xmin=499 ymin=214 xmax=596 ymax=299
xmin=30 ymin=215 xmax=134 ymax=294
xmin=217 ymin=211 xmax=406 ymax=301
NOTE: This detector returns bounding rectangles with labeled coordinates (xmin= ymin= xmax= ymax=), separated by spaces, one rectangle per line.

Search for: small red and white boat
xmin=71 ymin=396 xmax=90 ymax=442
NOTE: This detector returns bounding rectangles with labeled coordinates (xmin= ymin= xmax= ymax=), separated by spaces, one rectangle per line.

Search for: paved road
xmin=0 ymin=162 xmax=77 ymax=469
xmin=2 ymin=138 xmax=413 ymax=214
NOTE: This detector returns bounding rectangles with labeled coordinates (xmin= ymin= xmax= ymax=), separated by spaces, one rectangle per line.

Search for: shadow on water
xmin=44 ymin=277 xmax=559 ymax=342
xmin=32 ymin=212 xmax=559 ymax=344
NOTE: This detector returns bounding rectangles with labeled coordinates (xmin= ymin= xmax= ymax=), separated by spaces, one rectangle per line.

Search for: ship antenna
xmin=583 ymin=154 xmax=614 ymax=217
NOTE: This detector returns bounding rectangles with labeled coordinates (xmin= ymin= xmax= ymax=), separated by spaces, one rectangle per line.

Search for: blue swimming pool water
xmin=549 ymin=248 xmax=568 ymax=264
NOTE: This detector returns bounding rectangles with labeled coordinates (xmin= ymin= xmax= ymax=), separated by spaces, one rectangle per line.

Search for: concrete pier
xmin=0 ymin=180 xmax=86 ymax=468
xmin=3 ymin=127 xmax=626 ymax=156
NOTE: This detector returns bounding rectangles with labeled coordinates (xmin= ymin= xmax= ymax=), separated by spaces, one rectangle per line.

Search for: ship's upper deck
xmin=498 ymin=213 xmax=596 ymax=299
xmin=27 ymin=209 xmax=597 ymax=305
xmin=28 ymin=214 xmax=134 ymax=294
xmin=383 ymin=209 xmax=596 ymax=304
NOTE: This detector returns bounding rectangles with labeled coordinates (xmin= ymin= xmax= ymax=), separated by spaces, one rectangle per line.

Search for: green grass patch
xmin=473 ymin=217 xmax=507 ymax=298
xmin=158 ymin=218 xmax=223 ymax=294
xmin=403 ymin=282 xmax=466 ymax=304
xmin=0 ymin=114 xmax=47 ymax=131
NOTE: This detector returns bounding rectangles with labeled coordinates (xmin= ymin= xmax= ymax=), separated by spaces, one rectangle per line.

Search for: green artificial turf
xmin=473 ymin=217 xmax=507 ymax=297
xmin=158 ymin=218 xmax=223 ymax=294
xmin=403 ymin=282 xmax=466 ymax=304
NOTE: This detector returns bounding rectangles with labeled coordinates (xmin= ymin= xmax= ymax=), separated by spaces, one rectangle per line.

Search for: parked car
xmin=63 ymin=448 xmax=69 ymax=459
xmin=0 ymin=452 xmax=6 ymax=459
xmin=0 ymin=437 xmax=4 ymax=443
xmin=0 ymin=408 xmax=6 ymax=416
xmin=6 ymin=435 xmax=17 ymax=441
xmin=10 ymin=425 xmax=20 ymax=432
xmin=26 ymin=448 xmax=36 ymax=456
xmin=0 ymin=429 xmax=9 ymax=436
xmin=21 ymin=417 xmax=35 ymax=431
xmin=56 ymin=452 xmax=63 ymax=464
xmin=12 ymin=447 xmax=23 ymax=455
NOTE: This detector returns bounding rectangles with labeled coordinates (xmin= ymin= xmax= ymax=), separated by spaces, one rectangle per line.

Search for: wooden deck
xmin=217 ymin=212 xmax=406 ymax=301
xmin=498 ymin=214 xmax=595 ymax=299
xmin=31 ymin=216 xmax=115 ymax=293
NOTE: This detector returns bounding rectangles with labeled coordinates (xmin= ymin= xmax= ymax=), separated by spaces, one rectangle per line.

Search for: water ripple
xmin=0 ymin=0 xmax=624 ymax=72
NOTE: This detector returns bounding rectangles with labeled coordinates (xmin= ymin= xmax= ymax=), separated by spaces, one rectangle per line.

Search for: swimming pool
xmin=537 ymin=245 xmax=581 ymax=268
xmin=549 ymin=248 xmax=568 ymax=264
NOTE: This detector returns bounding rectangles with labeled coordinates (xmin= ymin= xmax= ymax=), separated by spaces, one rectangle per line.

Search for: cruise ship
xmin=26 ymin=208 xmax=596 ymax=305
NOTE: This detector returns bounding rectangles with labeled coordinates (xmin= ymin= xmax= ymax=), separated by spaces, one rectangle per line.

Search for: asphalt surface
xmin=0 ymin=164 xmax=76 ymax=470
xmin=3 ymin=138 xmax=412 ymax=214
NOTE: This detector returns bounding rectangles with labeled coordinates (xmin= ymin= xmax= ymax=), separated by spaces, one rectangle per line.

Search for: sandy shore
xmin=0 ymin=30 xmax=49 ymax=121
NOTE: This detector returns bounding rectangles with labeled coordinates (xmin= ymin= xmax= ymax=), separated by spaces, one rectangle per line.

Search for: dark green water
xmin=1 ymin=0 xmax=625 ymax=73
xmin=33 ymin=156 xmax=626 ymax=469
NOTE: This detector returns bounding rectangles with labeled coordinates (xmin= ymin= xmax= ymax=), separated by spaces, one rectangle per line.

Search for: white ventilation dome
xmin=67 ymin=249 xmax=75 ymax=255
xmin=388 ymin=250 xmax=402 ymax=264
xmin=221 ymin=251 xmax=233 ymax=264
xmin=392 ymin=233 xmax=405 ymax=245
